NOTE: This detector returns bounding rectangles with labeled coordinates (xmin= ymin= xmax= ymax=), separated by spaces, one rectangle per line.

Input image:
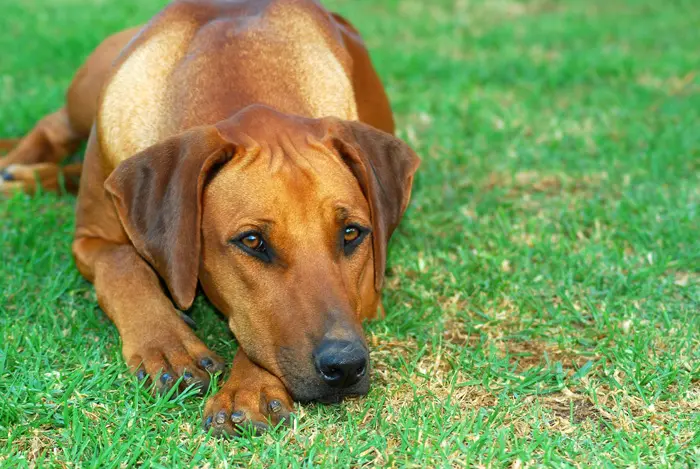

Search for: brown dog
xmin=0 ymin=0 xmax=419 ymax=435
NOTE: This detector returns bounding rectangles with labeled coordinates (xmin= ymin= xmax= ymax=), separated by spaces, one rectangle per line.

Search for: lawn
xmin=1 ymin=0 xmax=698 ymax=467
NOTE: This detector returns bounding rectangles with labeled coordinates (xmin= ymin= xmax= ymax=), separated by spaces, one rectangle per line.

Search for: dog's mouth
xmin=315 ymin=390 xmax=367 ymax=404
xmin=290 ymin=377 xmax=371 ymax=404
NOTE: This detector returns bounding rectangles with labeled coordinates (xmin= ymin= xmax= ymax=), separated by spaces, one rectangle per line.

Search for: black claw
xmin=200 ymin=357 xmax=221 ymax=373
xmin=215 ymin=411 xmax=227 ymax=425
xmin=160 ymin=373 xmax=173 ymax=385
xmin=200 ymin=357 xmax=213 ymax=369
xmin=1 ymin=169 xmax=13 ymax=181
xmin=231 ymin=410 xmax=246 ymax=424
xmin=268 ymin=400 xmax=282 ymax=414
xmin=250 ymin=422 xmax=269 ymax=436
xmin=280 ymin=412 xmax=294 ymax=426
xmin=204 ymin=416 xmax=213 ymax=430
xmin=178 ymin=312 xmax=198 ymax=330
xmin=136 ymin=370 xmax=147 ymax=381
xmin=183 ymin=371 xmax=195 ymax=384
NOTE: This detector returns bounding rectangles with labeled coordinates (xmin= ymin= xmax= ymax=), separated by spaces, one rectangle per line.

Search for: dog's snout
xmin=313 ymin=340 xmax=368 ymax=388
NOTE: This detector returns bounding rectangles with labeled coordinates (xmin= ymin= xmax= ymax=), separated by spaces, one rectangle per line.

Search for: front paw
xmin=203 ymin=376 xmax=294 ymax=437
xmin=123 ymin=322 xmax=226 ymax=397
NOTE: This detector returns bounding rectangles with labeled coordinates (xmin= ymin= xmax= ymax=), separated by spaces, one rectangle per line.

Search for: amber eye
xmin=342 ymin=225 xmax=368 ymax=255
xmin=241 ymin=234 xmax=263 ymax=250
xmin=231 ymin=231 xmax=271 ymax=262
xmin=344 ymin=226 xmax=361 ymax=243
xmin=230 ymin=231 xmax=273 ymax=263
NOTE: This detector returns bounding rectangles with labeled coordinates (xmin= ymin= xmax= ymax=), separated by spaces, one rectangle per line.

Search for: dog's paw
xmin=0 ymin=163 xmax=69 ymax=195
xmin=203 ymin=356 xmax=294 ymax=437
xmin=123 ymin=320 xmax=226 ymax=397
xmin=0 ymin=166 xmax=26 ymax=196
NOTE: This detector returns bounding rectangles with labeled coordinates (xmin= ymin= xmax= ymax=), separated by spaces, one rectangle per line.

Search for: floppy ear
xmin=323 ymin=119 xmax=420 ymax=291
xmin=104 ymin=126 xmax=240 ymax=310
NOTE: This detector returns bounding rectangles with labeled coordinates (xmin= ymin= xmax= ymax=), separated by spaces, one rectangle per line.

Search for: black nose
xmin=313 ymin=340 xmax=368 ymax=388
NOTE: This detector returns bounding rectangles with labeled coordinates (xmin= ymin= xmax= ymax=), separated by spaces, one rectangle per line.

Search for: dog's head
xmin=105 ymin=105 xmax=419 ymax=402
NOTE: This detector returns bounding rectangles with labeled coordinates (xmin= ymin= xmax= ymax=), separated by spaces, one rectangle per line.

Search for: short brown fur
xmin=1 ymin=0 xmax=419 ymax=436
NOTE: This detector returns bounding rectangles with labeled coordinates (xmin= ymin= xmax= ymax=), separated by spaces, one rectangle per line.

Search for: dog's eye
xmin=241 ymin=234 xmax=264 ymax=251
xmin=344 ymin=226 xmax=361 ymax=243
xmin=342 ymin=224 xmax=369 ymax=255
xmin=232 ymin=231 xmax=271 ymax=262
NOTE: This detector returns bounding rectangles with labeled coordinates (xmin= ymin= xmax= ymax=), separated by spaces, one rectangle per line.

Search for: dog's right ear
xmin=104 ymin=126 xmax=247 ymax=310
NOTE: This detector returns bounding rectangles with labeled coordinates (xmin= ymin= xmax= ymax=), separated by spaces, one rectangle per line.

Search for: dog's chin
xmin=315 ymin=391 xmax=362 ymax=404
xmin=283 ymin=374 xmax=371 ymax=404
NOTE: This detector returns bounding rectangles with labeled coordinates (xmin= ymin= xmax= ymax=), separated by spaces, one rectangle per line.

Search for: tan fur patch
xmin=98 ymin=21 xmax=196 ymax=166
xmin=263 ymin=2 xmax=357 ymax=119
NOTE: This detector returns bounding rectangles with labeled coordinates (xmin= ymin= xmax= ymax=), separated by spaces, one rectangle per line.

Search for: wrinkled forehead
xmin=203 ymin=142 xmax=369 ymax=227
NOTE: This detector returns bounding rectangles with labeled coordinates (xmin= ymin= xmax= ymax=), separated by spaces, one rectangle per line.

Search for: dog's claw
xmin=231 ymin=410 xmax=246 ymax=424
xmin=0 ymin=169 xmax=14 ymax=181
xmin=215 ymin=411 xmax=227 ymax=425
xmin=199 ymin=357 xmax=224 ymax=374
xmin=251 ymin=422 xmax=269 ymax=435
xmin=269 ymin=399 xmax=282 ymax=413
xmin=178 ymin=311 xmax=197 ymax=330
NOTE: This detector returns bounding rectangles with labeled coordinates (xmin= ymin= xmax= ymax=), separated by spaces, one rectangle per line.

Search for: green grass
xmin=1 ymin=0 xmax=699 ymax=466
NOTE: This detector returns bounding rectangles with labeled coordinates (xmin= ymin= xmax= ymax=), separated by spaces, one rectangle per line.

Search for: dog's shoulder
xmin=96 ymin=0 xmax=354 ymax=168
xmin=96 ymin=3 xmax=207 ymax=166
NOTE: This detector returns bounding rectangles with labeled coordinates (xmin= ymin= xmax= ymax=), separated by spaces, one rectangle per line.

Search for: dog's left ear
xmin=321 ymin=119 xmax=421 ymax=291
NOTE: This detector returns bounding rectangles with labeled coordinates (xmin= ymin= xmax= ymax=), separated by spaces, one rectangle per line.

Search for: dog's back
xmin=0 ymin=0 xmax=394 ymax=195
xmin=99 ymin=0 xmax=358 ymax=166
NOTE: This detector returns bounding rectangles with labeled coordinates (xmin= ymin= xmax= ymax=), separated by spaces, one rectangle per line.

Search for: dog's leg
xmin=0 ymin=139 xmax=20 ymax=153
xmin=0 ymin=162 xmax=82 ymax=196
xmin=0 ymin=108 xmax=82 ymax=168
xmin=203 ymin=348 xmax=294 ymax=437
xmin=0 ymin=108 xmax=85 ymax=194
xmin=72 ymin=236 xmax=226 ymax=395
xmin=0 ymin=28 xmax=142 ymax=196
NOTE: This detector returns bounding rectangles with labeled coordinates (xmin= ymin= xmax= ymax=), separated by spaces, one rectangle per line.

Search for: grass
xmin=1 ymin=0 xmax=698 ymax=466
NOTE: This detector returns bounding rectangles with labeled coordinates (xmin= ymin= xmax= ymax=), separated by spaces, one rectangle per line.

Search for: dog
xmin=0 ymin=0 xmax=420 ymax=436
